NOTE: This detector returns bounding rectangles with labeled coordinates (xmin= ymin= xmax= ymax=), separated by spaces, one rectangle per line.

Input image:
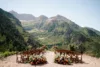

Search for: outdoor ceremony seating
xmin=16 ymin=46 xmax=47 ymax=65
xmin=16 ymin=45 xmax=82 ymax=65
xmin=54 ymin=49 xmax=82 ymax=65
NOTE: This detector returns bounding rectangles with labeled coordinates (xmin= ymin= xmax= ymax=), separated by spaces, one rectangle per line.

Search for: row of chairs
xmin=16 ymin=46 xmax=46 ymax=63
xmin=54 ymin=49 xmax=82 ymax=64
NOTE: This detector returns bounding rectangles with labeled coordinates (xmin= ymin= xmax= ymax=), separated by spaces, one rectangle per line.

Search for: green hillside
xmin=0 ymin=8 xmax=27 ymax=52
xmin=20 ymin=15 xmax=100 ymax=57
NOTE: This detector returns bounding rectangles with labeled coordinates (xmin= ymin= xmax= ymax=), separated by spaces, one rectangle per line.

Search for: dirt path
xmin=0 ymin=51 xmax=100 ymax=67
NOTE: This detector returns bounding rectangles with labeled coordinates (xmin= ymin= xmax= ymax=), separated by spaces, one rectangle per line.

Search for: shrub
xmin=0 ymin=51 xmax=16 ymax=58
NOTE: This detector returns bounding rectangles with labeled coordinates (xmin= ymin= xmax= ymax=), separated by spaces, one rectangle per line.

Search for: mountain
xmin=9 ymin=10 xmax=36 ymax=21
xmin=39 ymin=15 xmax=99 ymax=44
xmin=42 ymin=15 xmax=80 ymax=32
xmin=37 ymin=15 xmax=48 ymax=21
xmin=21 ymin=14 xmax=100 ymax=57
xmin=0 ymin=8 xmax=27 ymax=51
xmin=10 ymin=10 xmax=100 ymax=57
xmin=32 ymin=15 xmax=48 ymax=29
xmin=84 ymin=27 xmax=100 ymax=36
xmin=48 ymin=15 xmax=71 ymax=23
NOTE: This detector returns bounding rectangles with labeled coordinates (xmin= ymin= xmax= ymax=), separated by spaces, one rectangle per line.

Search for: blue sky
xmin=0 ymin=0 xmax=100 ymax=31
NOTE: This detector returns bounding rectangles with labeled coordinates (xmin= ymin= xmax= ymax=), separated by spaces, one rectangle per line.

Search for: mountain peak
xmin=38 ymin=15 xmax=48 ymax=20
xmin=56 ymin=14 xmax=63 ymax=17
xmin=10 ymin=10 xmax=35 ymax=20
xmin=9 ymin=10 xmax=18 ymax=14
xmin=55 ymin=14 xmax=67 ymax=19
xmin=36 ymin=15 xmax=48 ymax=23
xmin=48 ymin=14 xmax=69 ymax=23
xmin=10 ymin=10 xmax=16 ymax=12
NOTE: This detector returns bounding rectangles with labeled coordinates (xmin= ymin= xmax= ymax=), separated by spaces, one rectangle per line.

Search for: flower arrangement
xmin=16 ymin=52 xmax=47 ymax=65
xmin=54 ymin=53 xmax=72 ymax=65
xmin=29 ymin=54 xmax=47 ymax=65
